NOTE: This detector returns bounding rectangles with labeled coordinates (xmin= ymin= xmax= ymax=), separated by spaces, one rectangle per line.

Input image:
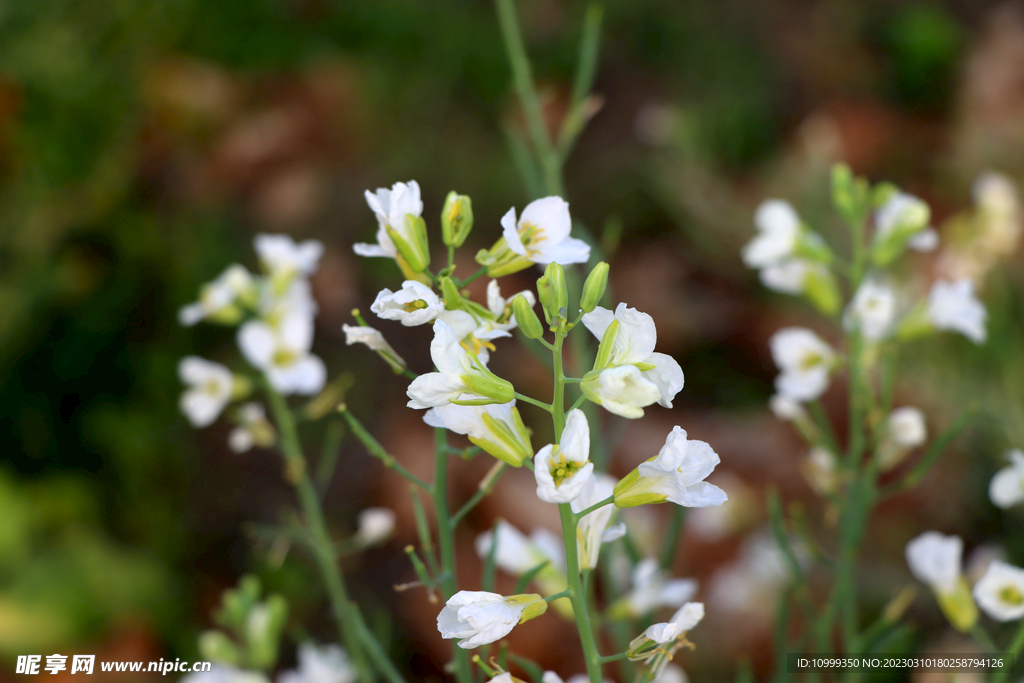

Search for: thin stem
xmin=559 ymin=504 xmax=604 ymax=683
xmin=992 ymin=617 xmax=1024 ymax=683
xmin=970 ymin=623 xmax=998 ymax=654
xmin=574 ymin=495 xmax=614 ymax=521
xmin=458 ymin=266 xmax=488 ymax=288
xmin=545 ymin=589 xmax=572 ymax=602
xmin=514 ymin=391 xmax=554 ymax=412
xmin=340 ymin=407 xmax=432 ymax=491
xmin=598 ymin=653 xmax=628 ymax=664
xmin=265 ymin=384 xmax=406 ymax=683
xmin=450 ymin=462 xmax=507 ymax=528
xmin=553 ymin=331 xmax=567 ymax=439
xmin=432 ymin=429 xmax=472 ymax=683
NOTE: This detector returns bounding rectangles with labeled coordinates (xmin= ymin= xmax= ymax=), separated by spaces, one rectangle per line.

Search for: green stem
xmin=559 ymin=504 xmax=604 ymax=683
xmin=458 ymin=266 xmax=489 ymax=287
xmin=450 ymin=463 xmax=507 ymax=528
xmin=598 ymin=653 xmax=628 ymax=664
xmin=265 ymin=385 xmax=406 ymax=683
xmin=992 ymin=617 xmax=1024 ymax=683
xmin=553 ymin=331 xmax=567 ymax=439
xmin=433 ymin=428 xmax=472 ymax=683
xmin=341 ymin=407 xmax=432 ymax=491
xmin=514 ymin=391 xmax=554 ymax=412
xmin=574 ymin=495 xmax=614 ymax=520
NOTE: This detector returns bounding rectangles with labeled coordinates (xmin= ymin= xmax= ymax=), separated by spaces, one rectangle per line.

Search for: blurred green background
xmin=3 ymin=0 xmax=1024 ymax=679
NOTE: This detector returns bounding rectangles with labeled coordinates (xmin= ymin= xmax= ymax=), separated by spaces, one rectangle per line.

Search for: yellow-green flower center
xmin=518 ymin=222 xmax=548 ymax=258
xmin=999 ymin=584 xmax=1024 ymax=606
xmin=402 ymin=299 xmax=430 ymax=313
xmin=273 ymin=348 xmax=299 ymax=368
xmin=549 ymin=450 xmax=583 ymax=487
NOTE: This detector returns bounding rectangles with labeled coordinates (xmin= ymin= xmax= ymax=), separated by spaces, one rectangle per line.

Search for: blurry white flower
xmin=802 ymin=447 xmax=839 ymax=496
xmin=613 ymin=427 xmax=727 ymax=509
xmin=179 ymin=264 xmax=257 ymax=326
xmin=908 ymin=228 xmax=939 ymax=252
xmin=370 ymin=281 xmax=444 ymax=327
xmin=342 ymin=324 xmax=405 ymax=371
xmin=535 ymin=409 xmax=595 ymax=504
xmin=927 ymin=279 xmax=987 ymax=344
xmin=642 ymin=602 xmax=705 ymax=644
xmin=228 ymin=403 xmax=274 ymax=453
xmin=877 ymin=407 xmax=927 ymax=470
xmin=181 ymin=665 xmax=270 ymax=683
xmin=742 ymin=200 xmax=800 ymax=268
xmin=425 ymin=401 xmax=532 ymax=467
xmin=989 ymin=450 xmax=1024 ymax=509
xmin=542 ymin=672 xmax=593 ymax=683
xmin=652 ymin=665 xmax=688 ymax=683
xmin=708 ymin=532 xmax=794 ymax=623
xmin=975 ymin=172 xmax=1021 ymax=257
xmin=406 ymin=320 xmax=513 ymax=409
xmin=238 ymin=312 xmax=326 ymax=395
xmin=354 ymin=180 xmax=424 ymax=259
xmin=687 ymin=473 xmax=757 ymax=540
xmin=759 ymin=258 xmax=812 ymax=294
xmin=179 ymin=356 xmax=235 ymax=427
xmin=355 ymin=508 xmax=395 ymax=546
xmin=973 ymin=560 xmax=1024 ymax=621
xmin=845 ymin=279 xmax=898 ymax=341
xmin=906 ymin=532 xmax=963 ymax=595
xmin=501 ymin=196 xmax=590 ymax=265
xmin=769 ymin=394 xmax=806 ymax=421
xmin=437 ymin=591 xmax=546 ymax=649
xmin=474 ymin=520 xmax=565 ymax=575
xmin=628 ymin=602 xmax=705 ymax=678
xmin=580 ymin=304 xmax=684 ymax=419
xmin=875 ymin=192 xmax=930 ymax=241
xmin=255 ymin=234 xmax=324 ymax=280
xmin=278 ymin=643 xmax=355 ymax=683
xmin=769 ymin=327 xmax=836 ymax=402
xmin=572 ymin=474 xmax=620 ymax=570
xmin=614 ymin=558 xmax=698 ymax=617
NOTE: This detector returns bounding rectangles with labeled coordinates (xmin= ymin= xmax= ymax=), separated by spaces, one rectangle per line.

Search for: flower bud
xmin=803 ymin=268 xmax=840 ymax=316
xmin=476 ymin=239 xmax=532 ymax=277
xmin=506 ymin=593 xmax=548 ymax=623
xmin=831 ymin=163 xmax=869 ymax=228
xmin=592 ymin=320 xmax=620 ymax=371
xmin=537 ymin=263 xmax=568 ymax=326
xmin=440 ymin=276 xmax=465 ymax=310
xmin=246 ymin=595 xmax=288 ymax=670
xmin=385 ymin=214 xmax=431 ymax=273
xmin=580 ymin=261 xmax=609 ymax=313
xmin=458 ymin=359 xmax=515 ymax=405
xmin=512 ymin=294 xmax=544 ymax=340
xmin=442 ymin=191 xmax=474 ymax=248
xmin=198 ymin=631 xmax=241 ymax=666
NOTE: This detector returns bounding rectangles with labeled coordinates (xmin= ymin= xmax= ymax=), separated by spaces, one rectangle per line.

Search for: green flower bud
xmin=475 ymin=239 xmax=532 ymax=277
xmin=592 ymin=320 xmax=620 ymax=371
xmin=385 ymin=214 xmax=431 ymax=273
xmin=440 ymin=276 xmax=465 ymax=310
xmin=537 ymin=262 xmax=568 ymax=327
xmin=831 ymin=163 xmax=870 ymax=229
xmin=936 ymin=577 xmax=978 ymax=633
xmin=199 ymin=631 xmax=241 ymax=666
xmin=512 ymin=295 xmax=544 ymax=340
xmin=246 ymin=594 xmax=288 ymax=670
xmin=580 ymin=261 xmax=609 ymax=313
xmin=612 ymin=464 xmax=668 ymax=508
xmin=803 ymin=268 xmax=841 ymax=316
xmin=471 ymin=407 xmax=533 ymax=467
xmin=441 ymin=191 xmax=474 ymax=248
xmin=506 ymin=593 xmax=548 ymax=623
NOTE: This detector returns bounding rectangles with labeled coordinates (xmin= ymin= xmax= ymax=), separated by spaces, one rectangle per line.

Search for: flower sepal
xmin=442 ymin=191 xmax=474 ymax=248
xmin=476 ymin=239 xmax=533 ymax=278
xmin=507 ymin=593 xmax=548 ymax=623
xmin=936 ymin=576 xmax=979 ymax=633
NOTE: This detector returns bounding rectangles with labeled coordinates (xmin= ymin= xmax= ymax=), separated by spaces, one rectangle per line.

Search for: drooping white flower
xmin=973 ymin=560 xmax=1024 ymax=621
xmin=642 ymin=602 xmax=705 ymax=644
xmin=580 ymin=304 xmax=684 ymax=418
xmin=742 ymin=200 xmax=800 ymax=268
xmin=228 ymin=403 xmax=274 ymax=453
xmin=342 ymin=324 xmax=406 ymax=370
xmin=179 ymin=264 xmax=257 ymax=326
xmin=354 ymin=180 xmax=424 ymax=259
xmin=355 ymin=508 xmax=395 ymax=546
xmin=179 ymin=356 xmax=235 ymax=427
xmin=436 ymin=591 xmax=546 ymax=649
xmin=769 ymin=327 xmax=836 ymax=402
xmin=906 ymin=531 xmax=963 ymax=595
xmin=474 ymin=520 xmax=565 ymax=575
xmin=406 ymin=320 xmax=513 ymax=409
xmin=180 ymin=665 xmax=271 ymax=683
xmin=769 ymin=394 xmax=806 ymax=422
xmin=277 ymin=643 xmax=355 ymax=683
xmin=927 ymin=279 xmax=987 ymax=344
xmin=501 ymin=196 xmax=590 ymax=265
xmin=989 ymin=450 xmax=1024 ymax=509
xmin=238 ymin=312 xmax=326 ymax=395
xmin=424 ymin=400 xmax=533 ymax=467
xmin=613 ymin=427 xmax=728 ymax=509
xmin=370 ymin=281 xmax=444 ymax=327
xmin=254 ymin=234 xmax=324 ymax=280
xmin=844 ymin=279 xmax=898 ymax=341
xmin=572 ymin=474 xmax=622 ymax=570
xmin=535 ymin=409 xmax=595 ymax=504
xmin=614 ymin=558 xmax=698 ymax=617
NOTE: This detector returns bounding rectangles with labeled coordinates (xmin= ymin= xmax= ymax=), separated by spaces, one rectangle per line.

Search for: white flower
xmin=642 ymin=602 xmax=705 ymax=644
xmin=613 ymin=427 xmax=727 ymax=509
xmin=844 ymin=279 xmax=898 ymax=341
xmin=255 ymin=234 xmax=324 ymax=279
xmin=179 ymin=264 xmax=257 ymax=326
xmin=535 ymin=409 xmax=595 ymax=504
xmin=370 ymin=281 xmax=444 ymax=327
xmin=906 ymin=532 xmax=962 ymax=595
xmin=759 ymin=258 xmax=811 ymax=294
xmin=973 ymin=560 xmax=1024 ymax=621
xmin=908 ymin=228 xmax=939 ymax=252
xmin=480 ymin=280 xmax=536 ymax=336
xmin=927 ymin=279 xmax=987 ymax=344
xmin=179 ymin=356 xmax=235 ymax=427
xmin=278 ymin=643 xmax=355 ymax=683
xmin=355 ymin=508 xmax=395 ymax=546
xmin=238 ymin=312 xmax=326 ymax=395
xmin=354 ymin=180 xmax=424 ymax=259
xmin=742 ymin=200 xmax=800 ymax=268
xmin=652 ymin=666 xmax=688 ymax=683
xmin=875 ymin=192 xmax=930 ymax=241
xmin=181 ymin=665 xmax=270 ymax=683
xmin=342 ymin=324 xmax=406 ymax=369
xmin=581 ymin=304 xmax=684 ymax=418
xmin=542 ymin=673 xmax=594 ymax=683
xmin=501 ymin=196 xmax=590 ymax=265
xmin=769 ymin=394 xmax=806 ymax=422
xmin=617 ymin=558 xmax=698 ymax=616
xmin=436 ymin=591 xmax=544 ymax=649
xmin=989 ymin=450 xmax=1024 ymax=509
xmin=769 ymin=327 xmax=836 ymax=402
xmin=424 ymin=400 xmax=532 ymax=467
xmin=888 ymin=407 xmax=926 ymax=446
xmin=406 ymin=320 xmax=513 ymax=409
xmin=474 ymin=520 xmax=565 ymax=575
xmin=572 ymin=474 xmax=621 ymax=570
xmin=229 ymin=403 xmax=272 ymax=453
xmin=802 ymin=447 xmax=839 ymax=496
